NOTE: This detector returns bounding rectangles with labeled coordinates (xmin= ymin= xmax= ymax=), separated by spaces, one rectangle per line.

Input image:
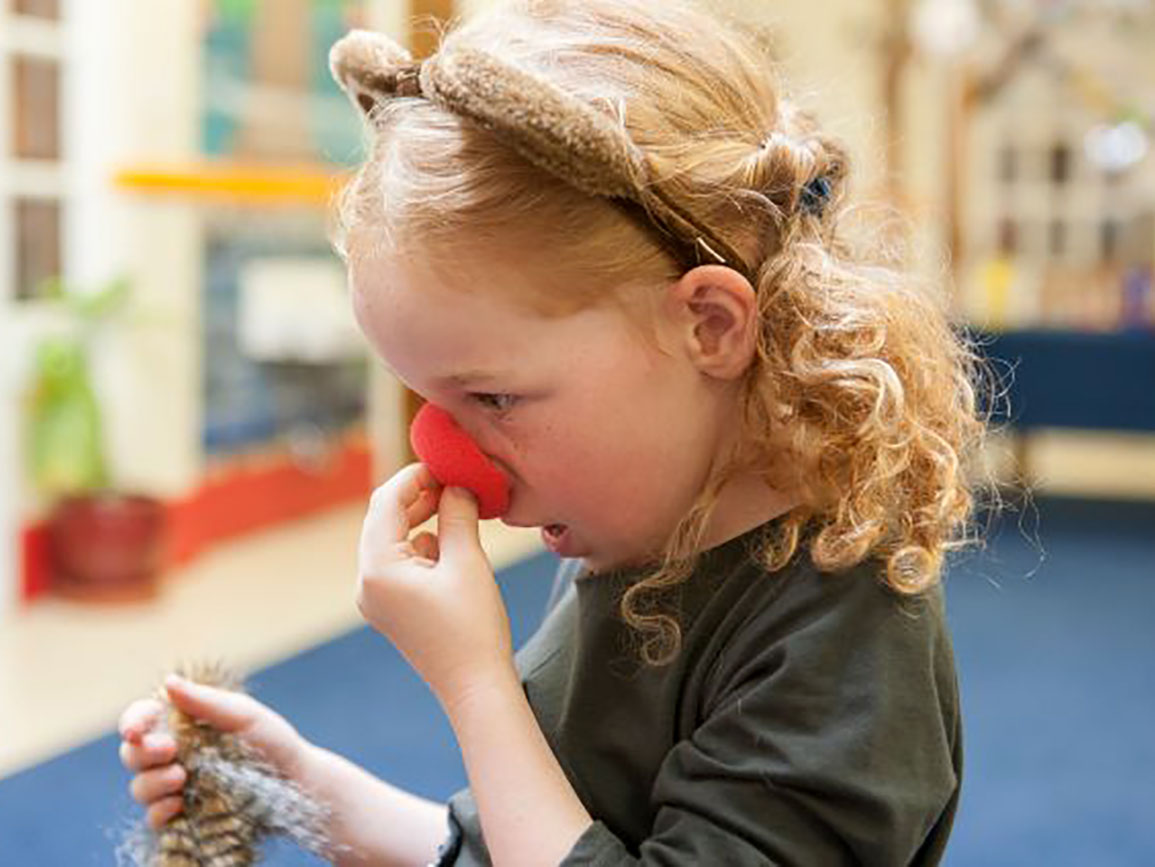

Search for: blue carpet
xmin=942 ymin=496 xmax=1155 ymax=866
xmin=2 ymin=496 xmax=1152 ymax=865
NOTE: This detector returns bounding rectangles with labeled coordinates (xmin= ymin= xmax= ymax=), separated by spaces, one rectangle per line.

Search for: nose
xmin=408 ymin=403 xmax=511 ymax=519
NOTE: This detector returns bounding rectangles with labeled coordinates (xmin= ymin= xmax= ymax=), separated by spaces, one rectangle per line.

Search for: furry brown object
xmin=328 ymin=28 xmax=754 ymax=281
xmin=115 ymin=661 xmax=337 ymax=866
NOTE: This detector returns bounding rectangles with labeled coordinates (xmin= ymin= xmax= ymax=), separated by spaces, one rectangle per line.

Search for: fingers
xmin=411 ymin=530 xmax=440 ymax=561
xmin=147 ymin=795 xmax=185 ymax=831
xmin=162 ymin=675 xmax=254 ymax=732
xmin=363 ymin=462 xmax=442 ymax=560
xmin=437 ymin=487 xmax=481 ymax=560
xmin=406 ymin=485 xmax=441 ymax=529
xmin=130 ymin=762 xmax=187 ymax=808
xmin=119 ymin=731 xmax=177 ymax=772
xmin=118 ymin=698 xmax=165 ymax=744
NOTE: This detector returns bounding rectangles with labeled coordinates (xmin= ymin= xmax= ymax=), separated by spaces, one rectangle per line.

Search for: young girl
xmin=118 ymin=1 xmax=990 ymax=864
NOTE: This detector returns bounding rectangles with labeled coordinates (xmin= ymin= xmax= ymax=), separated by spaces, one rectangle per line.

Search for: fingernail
xmin=164 ymin=674 xmax=192 ymax=691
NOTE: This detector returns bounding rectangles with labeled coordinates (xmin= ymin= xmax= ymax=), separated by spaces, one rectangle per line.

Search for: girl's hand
xmin=356 ymin=462 xmax=514 ymax=709
xmin=118 ymin=677 xmax=311 ymax=829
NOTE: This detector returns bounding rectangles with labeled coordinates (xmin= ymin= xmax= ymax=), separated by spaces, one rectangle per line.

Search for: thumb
xmin=163 ymin=674 xmax=258 ymax=733
xmin=438 ymin=486 xmax=481 ymax=557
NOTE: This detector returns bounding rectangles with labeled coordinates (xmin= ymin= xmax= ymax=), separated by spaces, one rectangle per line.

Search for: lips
xmin=541 ymin=523 xmax=574 ymax=556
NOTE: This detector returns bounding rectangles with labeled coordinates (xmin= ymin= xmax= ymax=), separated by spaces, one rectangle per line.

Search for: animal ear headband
xmin=328 ymin=29 xmax=758 ymax=282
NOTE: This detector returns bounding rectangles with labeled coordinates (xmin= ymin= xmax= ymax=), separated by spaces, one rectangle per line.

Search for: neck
xmin=694 ymin=391 xmax=799 ymax=553
xmin=697 ymin=469 xmax=799 ymax=554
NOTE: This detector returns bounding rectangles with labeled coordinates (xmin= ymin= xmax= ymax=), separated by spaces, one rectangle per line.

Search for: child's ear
xmin=669 ymin=266 xmax=758 ymax=381
xmin=329 ymin=30 xmax=421 ymax=123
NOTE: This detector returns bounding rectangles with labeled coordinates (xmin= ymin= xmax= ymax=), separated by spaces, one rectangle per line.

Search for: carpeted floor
xmin=1 ymin=495 xmax=1152 ymax=865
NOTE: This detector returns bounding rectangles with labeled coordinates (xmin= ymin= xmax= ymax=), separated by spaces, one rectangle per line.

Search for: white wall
xmin=73 ymin=0 xmax=205 ymax=500
xmin=0 ymin=0 xmax=205 ymax=616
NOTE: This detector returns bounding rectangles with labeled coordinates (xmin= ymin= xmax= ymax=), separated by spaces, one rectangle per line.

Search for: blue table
xmin=975 ymin=328 xmax=1155 ymax=433
xmin=972 ymin=328 xmax=1155 ymax=486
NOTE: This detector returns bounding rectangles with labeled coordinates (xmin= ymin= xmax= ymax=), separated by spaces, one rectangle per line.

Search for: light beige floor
xmin=0 ymin=503 xmax=545 ymax=780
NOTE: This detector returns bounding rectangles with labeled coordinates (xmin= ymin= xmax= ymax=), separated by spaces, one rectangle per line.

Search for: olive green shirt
xmin=434 ymin=519 xmax=962 ymax=865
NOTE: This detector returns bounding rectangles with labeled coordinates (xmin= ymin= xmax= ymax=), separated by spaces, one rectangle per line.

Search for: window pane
xmin=15 ymin=198 xmax=61 ymax=301
xmin=12 ymin=56 xmax=61 ymax=159
xmin=12 ymin=0 xmax=60 ymax=19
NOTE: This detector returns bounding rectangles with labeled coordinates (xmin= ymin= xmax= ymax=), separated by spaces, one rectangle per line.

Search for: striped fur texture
xmin=116 ymin=661 xmax=337 ymax=866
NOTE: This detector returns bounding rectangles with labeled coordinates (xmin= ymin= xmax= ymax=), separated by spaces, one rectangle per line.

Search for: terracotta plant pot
xmin=47 ymin=492 xmax=168 ymax=603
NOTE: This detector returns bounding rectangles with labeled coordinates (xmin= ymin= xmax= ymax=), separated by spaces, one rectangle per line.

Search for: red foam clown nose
xmin=408 ymin=403 xmax=511 ymax=520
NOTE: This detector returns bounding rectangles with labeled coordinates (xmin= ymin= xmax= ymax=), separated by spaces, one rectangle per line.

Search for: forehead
xmin=350 ymin=250 xmax=620 ymax=390
xmin=353 ymin=249 xmax=551 ymax=352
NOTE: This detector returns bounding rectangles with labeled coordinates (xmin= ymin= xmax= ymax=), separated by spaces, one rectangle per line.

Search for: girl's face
xmin=350 ymin=246 xmax=737 ymax=574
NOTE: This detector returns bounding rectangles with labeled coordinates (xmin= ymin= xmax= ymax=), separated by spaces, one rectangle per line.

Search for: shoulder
xmin=660 ymin=552 xmax=962 ymax=863
xmin=692 ymin=547 xmax=958 ymax=727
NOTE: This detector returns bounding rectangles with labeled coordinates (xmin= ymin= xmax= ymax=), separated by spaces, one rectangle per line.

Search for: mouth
xmin=540 ymin=523 xmax=574 ymax=555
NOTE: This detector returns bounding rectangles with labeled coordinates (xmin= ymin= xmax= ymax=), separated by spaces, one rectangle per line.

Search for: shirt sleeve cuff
xmin=559 ymin=820 xmax=639 ymax=866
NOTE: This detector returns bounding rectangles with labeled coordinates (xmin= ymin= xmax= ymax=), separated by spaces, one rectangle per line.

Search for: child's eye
xmin=469 ymin=392 xmax=519 ymax=415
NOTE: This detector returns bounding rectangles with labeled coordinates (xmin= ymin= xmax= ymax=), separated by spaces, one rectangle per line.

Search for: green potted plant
xmin=24 ymin=276 xmax=167 ymax=603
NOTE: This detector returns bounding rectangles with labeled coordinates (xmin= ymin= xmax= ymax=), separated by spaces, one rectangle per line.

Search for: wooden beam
xmin=880 ymin=0 xmax=913 ymax=211
xmin=398 ymin=0 xmax=456 ymax=463
xmin=410 ymin=0 xmax=456 ymax=59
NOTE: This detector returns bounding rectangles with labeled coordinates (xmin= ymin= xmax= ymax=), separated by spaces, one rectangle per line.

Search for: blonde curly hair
xmin=333 ymin=0 xmax=998 ymax=664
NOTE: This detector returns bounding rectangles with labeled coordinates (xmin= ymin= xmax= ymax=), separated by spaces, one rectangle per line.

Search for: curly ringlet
xmin=332 ymin=0 xmax=997 ymax=665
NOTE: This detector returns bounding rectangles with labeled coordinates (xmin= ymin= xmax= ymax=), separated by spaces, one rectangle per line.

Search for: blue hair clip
xmin=799 ymin=176 xmax=832 ymax=216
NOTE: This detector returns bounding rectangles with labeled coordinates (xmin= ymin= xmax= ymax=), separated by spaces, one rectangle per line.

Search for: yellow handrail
xmin=114 ymin=162 xmax=350 ymax=205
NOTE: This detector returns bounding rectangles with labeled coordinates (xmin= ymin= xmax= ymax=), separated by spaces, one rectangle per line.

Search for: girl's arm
xmin=443 ymin=670 xmax=593 ymax=867
xmin=354 ymin=467 xmax=592 ymax=865
xmin=295 ymin=742 xmax=450 ymax=867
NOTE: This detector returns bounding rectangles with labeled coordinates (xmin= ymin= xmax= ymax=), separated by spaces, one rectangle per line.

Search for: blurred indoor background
xmin=0 ymin=0 xmax=1152 ymax=864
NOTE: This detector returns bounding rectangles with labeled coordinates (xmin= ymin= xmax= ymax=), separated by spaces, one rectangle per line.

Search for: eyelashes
xmin=469 ymin=392 xmax=520 ymax=416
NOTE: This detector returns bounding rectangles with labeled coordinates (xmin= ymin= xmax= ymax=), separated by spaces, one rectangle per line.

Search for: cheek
xmin=526 ymin=417 xmax=647 ymax=499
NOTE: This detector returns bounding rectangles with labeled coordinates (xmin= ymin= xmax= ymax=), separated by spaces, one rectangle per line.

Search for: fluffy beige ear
xmin=329 ymin=29 xmax=421 ymax=121
xmin=326 ymin=29 xmax=753 ymax=280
